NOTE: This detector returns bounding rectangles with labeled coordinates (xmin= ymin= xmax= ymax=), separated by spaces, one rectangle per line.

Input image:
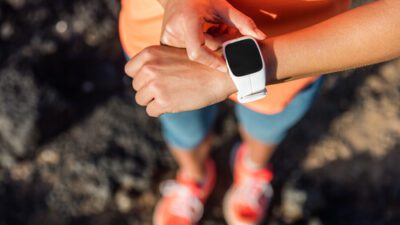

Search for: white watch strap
xmin=236 ymin=72 xmax=267 ymax=103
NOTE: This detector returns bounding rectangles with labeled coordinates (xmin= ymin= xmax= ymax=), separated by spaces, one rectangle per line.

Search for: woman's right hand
xmin=158 ymin=0 xmax=267 ymax=72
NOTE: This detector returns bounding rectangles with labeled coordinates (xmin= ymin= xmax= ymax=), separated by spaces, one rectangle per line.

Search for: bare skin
xmin=125 ymin=0 xmax=400 ymax=180
xmin=169 ymin=134 xmax=213 ymax=182
xmin=239 ymin=126 xmax=277 ymax=167
xmin=170 ymin=130 xmax=275 ymax=182
xmin=126 ymin=0 xmax=400 ymax=116
xmin=157 ymin=0 xmax=266 ymax=72
xmin=264 ymin=0 xmax=400 ymax=83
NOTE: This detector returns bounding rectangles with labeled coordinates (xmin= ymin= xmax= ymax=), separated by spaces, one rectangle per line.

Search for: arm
xmin=263 ymin=0 xmax=400 ymax=84
xmin=154 ymin=0 xmax=266 ymax=72
xmin=125 ymin=0 xmax=400 ymax=117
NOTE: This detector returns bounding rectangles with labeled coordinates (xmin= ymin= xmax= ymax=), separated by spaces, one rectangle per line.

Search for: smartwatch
xmin=223 ymin=36 xmax=267 ymax=103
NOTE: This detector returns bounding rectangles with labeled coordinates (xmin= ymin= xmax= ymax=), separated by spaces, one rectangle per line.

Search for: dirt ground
xmin=1 ymin=0 xmax=400 ymax=225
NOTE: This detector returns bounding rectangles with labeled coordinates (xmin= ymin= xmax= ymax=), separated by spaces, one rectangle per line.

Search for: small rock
xmin=37 ymin=149 xmax=60 ymax=165
xmin=281 ymin=186 xmax=307 ymax=223
xmin=5 ymin=0 xmax=25 ymax=9
xmin=10 ymin=162 xmax=34 ymax=181
xmin=1 ymin=22 xmax=14 ymax=39
xmin=55 ymin=20 xmax=68 ymax=34
xmin=308 ymin=217 xmax=322 ymax=225
xmin=115 ymin=191 xmax=132 ymax=213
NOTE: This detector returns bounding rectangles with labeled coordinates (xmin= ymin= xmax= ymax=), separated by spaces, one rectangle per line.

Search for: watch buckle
xmin=238 ymin=89 xmax=267 ymax=103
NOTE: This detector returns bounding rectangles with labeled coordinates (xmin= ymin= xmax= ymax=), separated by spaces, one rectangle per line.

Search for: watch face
xmin=225 ymin=38 xmax=263 ymax=77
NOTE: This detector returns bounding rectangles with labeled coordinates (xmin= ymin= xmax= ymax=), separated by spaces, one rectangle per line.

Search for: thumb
xmin=216 ymin=3 xmax=267 ymax=40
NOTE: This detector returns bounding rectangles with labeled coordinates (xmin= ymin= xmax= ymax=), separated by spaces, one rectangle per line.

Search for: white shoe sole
xmin=223 ymin=187 xmax=259 ymax=225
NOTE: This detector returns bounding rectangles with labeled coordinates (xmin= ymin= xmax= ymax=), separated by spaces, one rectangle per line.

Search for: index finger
xmin=184 ymin=16 xmax=227 ymax=72
xmin=124 ymin=49 xmax=150 ymax=78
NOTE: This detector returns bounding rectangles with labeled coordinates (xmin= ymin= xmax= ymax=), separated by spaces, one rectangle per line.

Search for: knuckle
xmin=188 ymin=48 xmax=201 ymax=61
xmin=145 ymin=107 xmax=153 ymax=116
xmin=161 ymin=33 xmax=172 ymax=45
xmin=146 ymin=69 xmax=157 ymax=79
xmin=134 ymin=93 xmax=144 ymax=106
xmin=141 ymin=65 xmax=152 ymax=74
xmin=132 ymin=80 xmax=137 ymax=91
xmin=141 ymin=64 xmax=157 ymax=76
xmin=142 ymin=46 xmax=157 ymax=59
xmin=164 ymin=24 xmax=175 ymax=34
xmin=148 ymin=81 xmax=163 ymax=95
xmin=124 ymin=63 xmax=132 ymax=76
xmin=146 ymin=106 xmax=157 ymax=117
xmin=207 ymin=42 xmax=219 ymax=51
xmin=157 ymin=95 xmax=170 ymax=107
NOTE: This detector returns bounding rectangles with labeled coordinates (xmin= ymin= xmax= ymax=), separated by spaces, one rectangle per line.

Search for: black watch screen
xmin=225 ymin=38 xmax=263 ymax=77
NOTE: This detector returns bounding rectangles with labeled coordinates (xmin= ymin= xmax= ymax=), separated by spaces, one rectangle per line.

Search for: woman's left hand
xmin=125 ymin=45 xmax=237 ymax=117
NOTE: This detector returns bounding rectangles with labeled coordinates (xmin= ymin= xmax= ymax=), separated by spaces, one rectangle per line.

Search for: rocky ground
xmin=1 ymin=0 xmax=400 ymax=225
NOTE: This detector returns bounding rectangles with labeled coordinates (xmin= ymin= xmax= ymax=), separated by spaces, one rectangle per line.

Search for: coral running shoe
xmin=223 ymin=143 xmax=273 ymax=225
xmin=153 ymin=159 xmax=216 ymax=225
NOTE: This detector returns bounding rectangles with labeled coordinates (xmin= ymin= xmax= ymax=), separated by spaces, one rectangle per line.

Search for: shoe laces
xmin=160 ymin=180 xmax=204 ymax=222
xmin=236 ymin=176 xmax=273 ymax=209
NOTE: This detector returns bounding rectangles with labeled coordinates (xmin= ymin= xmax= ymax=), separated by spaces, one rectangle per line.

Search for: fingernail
xmin=256 ymin=29 xmax=267 ymax=40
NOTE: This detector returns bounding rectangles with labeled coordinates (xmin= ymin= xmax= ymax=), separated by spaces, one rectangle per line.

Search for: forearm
xmin=262 ymin=0 xmax=400 ymax=84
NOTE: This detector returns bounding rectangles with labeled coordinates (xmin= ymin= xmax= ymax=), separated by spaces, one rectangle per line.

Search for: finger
xmin=205 ymin=34 xmax=222 ymax=51
xmin=216 ymin=3 xmax=267 ymax=40
xmin=160 ymin=29 xmax=186 ymax=48
xmin=146 ymin=101 xmax=164 ymax=117
xmin=135 ymin=84 xmax=155 ymax=106
xmin=205 ymin=24 xmax=235 ymax=50
xmin=132 ymin=67 xmax=155 ymax=91
xmin=184 ymin=17 xmax=227 ymax=72
xmin=125 ymin=50 xmax=150 ymax=78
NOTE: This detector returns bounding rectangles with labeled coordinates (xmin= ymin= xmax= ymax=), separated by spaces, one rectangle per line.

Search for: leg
xmin=125 ymin=52 xmax=215 ymax=182
xmin=169 ymin=133 xmax=213 ymax=182
xmin=236 ymin=78 xmax=324 ymax=168
xmin=154 ymin=105 xmax=219 ymax=225
xmin=238 ymin=125 xmax=277 ymax=168
xmin=224 ymin=78 xmax=324 ymax=225
xmin=160 ymin=105 xmax=218 ymax=182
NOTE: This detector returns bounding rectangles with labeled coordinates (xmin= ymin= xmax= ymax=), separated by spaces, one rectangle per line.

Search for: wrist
xmin=225 ymin=71 xmax=238 ymax=96
xmin=216 ymin=69 xmax=237 ymax=98
xmin=214 ymin=50 xmax=237 ymax=95
xmin=259 ymin=38 xmax=278 ymax=84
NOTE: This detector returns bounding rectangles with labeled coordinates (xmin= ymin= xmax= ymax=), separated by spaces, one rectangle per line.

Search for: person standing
xmin=121 ymin=0 xmax=400 ymax=224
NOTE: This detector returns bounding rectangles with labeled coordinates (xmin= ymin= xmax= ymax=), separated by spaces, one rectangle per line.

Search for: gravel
xmin=1 ymin=0 xmax=400 ymax=225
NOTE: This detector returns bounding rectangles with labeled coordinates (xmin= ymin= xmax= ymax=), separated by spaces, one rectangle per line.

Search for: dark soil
xmin=1 ymin=0 xmax=400 ymax=225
